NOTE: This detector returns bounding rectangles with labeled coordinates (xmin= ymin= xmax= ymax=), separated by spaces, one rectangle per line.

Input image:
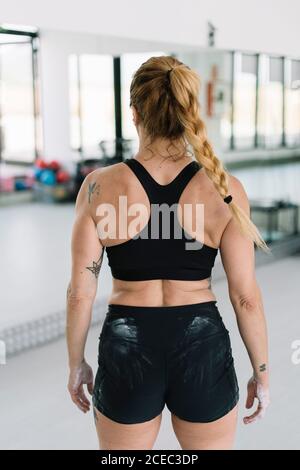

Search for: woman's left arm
xmin=66 ymin=172 xmax=104 ymax=413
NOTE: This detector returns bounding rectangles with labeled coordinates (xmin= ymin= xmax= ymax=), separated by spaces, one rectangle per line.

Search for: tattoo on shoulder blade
xmin=88 ymin=182 xmax=100 ymax=204
xmin=86 ymin=252 xmax=104 ymax=279
xmin=259 ymin=363 xmax=267 ymax=372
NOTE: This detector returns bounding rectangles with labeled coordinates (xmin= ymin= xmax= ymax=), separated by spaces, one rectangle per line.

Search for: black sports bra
xmin=105 ymin=158 xmax=218 ymax=281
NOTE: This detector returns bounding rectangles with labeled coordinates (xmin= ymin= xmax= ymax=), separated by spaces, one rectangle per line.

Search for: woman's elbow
xmin=66 ymin=283 xmax=97 ymax=306
xmin=229 ymin=287 xmax=262 ymax=315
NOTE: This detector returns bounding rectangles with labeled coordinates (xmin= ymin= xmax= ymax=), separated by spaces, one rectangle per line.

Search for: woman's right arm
xmin=66 ymin=171 xmax=104 ymax=413
xmin=219 ymin=175 xmax=270 ymax=425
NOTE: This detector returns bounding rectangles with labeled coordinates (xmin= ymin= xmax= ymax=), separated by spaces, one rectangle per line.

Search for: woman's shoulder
xmin=82 ymin=161 xmax=135 ymax=193
xmin=227 ymin=173 xmax=250 ymax=213
xmin=86 ymin=161 xmax=126 ymax=181
xmin=200 ymin=170 xmax=249 ymax=210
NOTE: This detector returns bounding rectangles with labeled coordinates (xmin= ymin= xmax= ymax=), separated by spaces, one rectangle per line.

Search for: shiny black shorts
xmin=92 ymin=301 xmax=239 ymax=424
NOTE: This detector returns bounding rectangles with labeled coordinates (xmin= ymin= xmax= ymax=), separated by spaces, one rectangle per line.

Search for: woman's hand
xmin=68 ymin=360 xmax=94 ymax=413
xmin=243 ymin=375 xmax=270 ymax=424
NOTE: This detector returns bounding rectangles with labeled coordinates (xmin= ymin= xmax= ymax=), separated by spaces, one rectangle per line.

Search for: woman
xmin=66 ymin=56 xmax=270 ymax=450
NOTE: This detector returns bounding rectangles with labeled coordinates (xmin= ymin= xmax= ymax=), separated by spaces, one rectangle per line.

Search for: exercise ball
xmin=49 ymin=160 xmax=61 ymax=171
xmin=33 ymin=167 xmax=44 ymax=181
xmin=35 ymin=158 xmax=48 ymax=169
xmin=56 ymin=170 xmax=71 ymax=183
xmin=40 ymin=169 xmax=56 ymax=186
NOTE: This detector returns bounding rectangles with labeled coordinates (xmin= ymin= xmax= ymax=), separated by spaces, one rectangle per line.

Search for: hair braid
xmin=185 ymin=116 xmax=270 ymax=252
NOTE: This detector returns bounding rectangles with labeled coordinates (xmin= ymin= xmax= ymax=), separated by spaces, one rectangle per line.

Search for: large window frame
xmin=229 ymin=50 xmax=300 ymax=152
xmin=284 ymin=57 xmax=300 ymax=148
xmin=0 ymin=26 xmax=42 ymax=165
xmin=70 ymin=51 xmax=175 ymax=161
xmin=69 ymin=53 xmax=116 ymax=159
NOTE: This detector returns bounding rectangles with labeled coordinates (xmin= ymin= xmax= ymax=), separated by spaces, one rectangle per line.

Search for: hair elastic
xmin=166 ymin=68 xmax=173 ymax=80
xmin=223 ymin=195 xmax=233 ymax=204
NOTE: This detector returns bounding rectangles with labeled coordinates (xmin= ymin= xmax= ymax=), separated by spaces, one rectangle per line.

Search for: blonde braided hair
xmin=130 ymin=56 xmax=270 ymax=252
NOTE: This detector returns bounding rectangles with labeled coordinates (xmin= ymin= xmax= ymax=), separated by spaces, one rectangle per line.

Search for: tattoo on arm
xmin=259 ymin=363 xmax=267 ymax=372
xmin=88 ymin=182 xmax=100 ymax=204
xmin=86 ymin=252 xmax=104 ymax=279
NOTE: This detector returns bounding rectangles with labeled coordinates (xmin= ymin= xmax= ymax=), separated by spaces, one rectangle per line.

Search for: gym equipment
xmin=33 ymin=167 xmax=44 ymax=181
xmin=48 ymin=160 xmax=61 ymax=171
xmin=0 ymin=176 xmax=15 ymax=192
xmin=40 ymin=169 xmax=56 ymax=186
xmin=35 ymin=158 xmax=48 ymax=169
xmin=56 ymin=170 xmax=71 ymax=183
xmin=15 ymin=179 xmax=28 ymax=191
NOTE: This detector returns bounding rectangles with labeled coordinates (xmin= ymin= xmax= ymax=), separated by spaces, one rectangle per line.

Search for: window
xmin=257 ymin=55 xmax=284 ymax=148
xmin=69 ymin=54 xmax=81 ymax=151
xmin=0 ymin=30 xmax=40 ymax=163
xmin=220 ymin=52 xmax=234 ymax=151
xmin=228 ymin=51 xmax=300 ymax=152
xmin=69 ymin=54 xmax=115 ymax=157
xmin=285 ymin=59 xmax=300 ymax=147
xmin=232 ymin=52 xmax=258 ymax=149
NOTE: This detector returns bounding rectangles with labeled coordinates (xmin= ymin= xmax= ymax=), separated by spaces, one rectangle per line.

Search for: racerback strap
xmin=124 ymin=158 xmax=201 ymax=205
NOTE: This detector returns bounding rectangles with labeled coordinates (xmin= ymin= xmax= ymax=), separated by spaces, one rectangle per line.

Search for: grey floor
xmin=0 ymin=202 xmax=300 ymax=449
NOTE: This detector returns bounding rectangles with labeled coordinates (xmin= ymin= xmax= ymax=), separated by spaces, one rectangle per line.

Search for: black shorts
xmin=92 ymin=301 xmax=239 ymax=424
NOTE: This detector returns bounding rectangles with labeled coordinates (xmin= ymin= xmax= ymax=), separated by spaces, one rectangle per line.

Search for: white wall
xmin=1 ymin=0 xmax=300 ymax=57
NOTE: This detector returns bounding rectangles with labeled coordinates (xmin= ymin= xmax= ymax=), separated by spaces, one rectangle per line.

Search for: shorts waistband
xmin=107 ymin=301 xmax=218 ymax=317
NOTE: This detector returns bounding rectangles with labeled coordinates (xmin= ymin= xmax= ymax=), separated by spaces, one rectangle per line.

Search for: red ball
xmin=48 ymin=160 xmax=61 ymax=171
xmin=56 ymin=170 xmax=71 ymax=183
xmin=35 ymin=158 xmax=48 ymax=169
